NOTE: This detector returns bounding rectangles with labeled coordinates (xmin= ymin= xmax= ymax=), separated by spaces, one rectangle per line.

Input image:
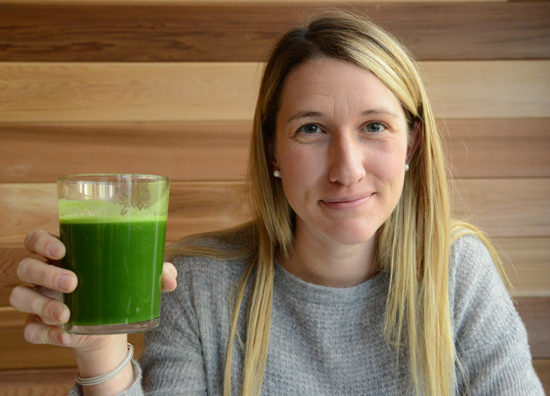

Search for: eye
xmin=297 ymin=124 xmax=322 ymax=134
xmin=364 ymin=122 xmax=386 ymax=133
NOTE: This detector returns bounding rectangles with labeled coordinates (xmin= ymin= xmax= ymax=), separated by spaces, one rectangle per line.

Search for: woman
xmin=10 ymin=10 xmax=543 ymax=396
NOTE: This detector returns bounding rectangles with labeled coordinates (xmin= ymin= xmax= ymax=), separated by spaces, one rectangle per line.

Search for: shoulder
xmin=448 ymin=234 xmax=523 ymax=349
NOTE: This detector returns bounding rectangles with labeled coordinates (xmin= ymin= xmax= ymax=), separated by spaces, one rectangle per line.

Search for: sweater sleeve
xmin=449 ymin=235 xmax=544 ymax=395
xmin=68 ymin=255 xmax=208 ymax=396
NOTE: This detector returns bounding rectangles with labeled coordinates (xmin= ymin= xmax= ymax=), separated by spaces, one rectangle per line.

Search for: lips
xmin=321 ymin=193 xmax=374 ymax=210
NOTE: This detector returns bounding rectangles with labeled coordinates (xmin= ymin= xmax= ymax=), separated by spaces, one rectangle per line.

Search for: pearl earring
xmin=405 ymin=164 xmax=410 ymax=172
xmin=273 ymin=170 xmax=281 ymax=178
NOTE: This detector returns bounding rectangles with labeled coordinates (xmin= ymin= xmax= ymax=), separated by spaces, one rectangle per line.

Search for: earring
xmin=273 ymin=170 xmax=281 ymax=178
xmin=405 ymin=164 xmax=410 ymax=172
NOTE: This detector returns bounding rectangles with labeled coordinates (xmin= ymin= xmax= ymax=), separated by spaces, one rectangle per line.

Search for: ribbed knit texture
xmin=70 ymin=235 xmax=544 ymax=395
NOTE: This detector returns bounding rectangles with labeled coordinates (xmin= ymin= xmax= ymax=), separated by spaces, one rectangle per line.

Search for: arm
xmin=449 ymin=235 xmax=544 ymax=395
xmin=9 ymin=230 xmax=178 ymax=396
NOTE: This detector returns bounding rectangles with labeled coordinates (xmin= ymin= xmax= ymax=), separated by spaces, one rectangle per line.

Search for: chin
xmin=323 ymin=224 xmax=379 ymax=246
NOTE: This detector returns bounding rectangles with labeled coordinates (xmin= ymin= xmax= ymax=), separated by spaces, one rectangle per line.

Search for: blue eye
xmin=298 ymin=124 xmax=321 ymax=134
xmin=365 ymin=122 xmax=386 ymax=133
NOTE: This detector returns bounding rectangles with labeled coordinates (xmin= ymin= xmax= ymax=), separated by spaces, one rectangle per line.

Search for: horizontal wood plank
xmin=0 ymin=61 xmax=548 ymax=122
xmin=1 ymin=179 xmax=548 ymax=246
xmin=441 ymin=119 xmax=550 ymax=179
xmin=0 ymin=121 xmax=251 ymax=183
xmin=0 ymin=298 xmax=547 ymax=371
xmin=516 ymin=298 xmax=550 ymax=359
xmin=1 ymin=2 xmax=544 ymax=62
xmin=1 ymin=119 xmax=549 ymax=183
xmin=449 ymin=178 xmax=550 ymax=238
xmin=2 ymin=236 xmax=548 ymax=307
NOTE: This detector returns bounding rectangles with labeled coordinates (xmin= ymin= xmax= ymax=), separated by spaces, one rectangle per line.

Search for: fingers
xmin=17 ymin=258 xmax=77 ymax=293
xmin=24 ymin=230 xmax=65 ymax=261
xmin=161 ymin=262 xmax=177 ymax=292
xmin=24 ymin=315 xmax=75 ymax=346
xmin=10 ymin=286 xmax=70 ymax=325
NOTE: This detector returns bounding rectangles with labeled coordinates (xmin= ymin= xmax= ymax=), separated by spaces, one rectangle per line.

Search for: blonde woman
xmin=10 ymin=11 xmax=543 ymax=396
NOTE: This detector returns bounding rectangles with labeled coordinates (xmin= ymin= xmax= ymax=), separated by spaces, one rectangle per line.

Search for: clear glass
xmin=57 ymin=174 xmax=170 ymax=334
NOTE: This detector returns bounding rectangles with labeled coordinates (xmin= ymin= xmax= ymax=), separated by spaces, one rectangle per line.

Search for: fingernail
xmin=56 ymin=274 xmax=75 ymax=292
xmin=47 ymin=242 xmax=65 ymax=259
xmin=52 ymin=306 xmax=67 ymax=323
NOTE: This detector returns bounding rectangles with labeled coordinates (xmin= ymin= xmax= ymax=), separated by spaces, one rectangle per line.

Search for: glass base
xmin=63 ymin=317 xmax=160 ymax=335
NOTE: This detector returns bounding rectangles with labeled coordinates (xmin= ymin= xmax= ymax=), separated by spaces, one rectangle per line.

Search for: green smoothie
xmin=60 ymin=216 xmax=167 ymax=328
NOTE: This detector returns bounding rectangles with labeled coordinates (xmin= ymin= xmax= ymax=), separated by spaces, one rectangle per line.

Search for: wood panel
xmin=1 ymin=237 xmax=548 ymax=307
xmin=1 ymin=118 xmax=549 ymax=183
xmin=0 ymin=298 xmax=547 ymax=371
xmin=1 ymin=2 xmax=545 ymax=62
xmin=2 ymin=361 xmax=549 ymax=396
xmin=1 ymin=179 xmax=549 ymax=246
xmin=441 ymin=119 xmax=550 ymax=179
xmin=516 ymin=298 xmax=550 ymax=359
xmin=450 ymin=179 xmax=550 ymax=238
xmin=0 ymin=121 xmax=251 ymax=183
xmin=0 ymin=61 xmax=549 ymax=122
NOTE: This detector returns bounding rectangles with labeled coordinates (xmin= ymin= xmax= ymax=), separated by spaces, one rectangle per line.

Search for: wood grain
xmin=1 ymin=179 xmax=549 ymax=246
xmin=0 ymin=182 xmax=252 ymax=245
xmin=516 ymin=298 xmax=550 ymax=358
xmin=0 ymin=121 xmax=251 ymax=183
xmin=450 ymin=179 xmax=550 ymax=238
xmin=0 ymin=61 xmax=548 ymax=122
xmin=1 ymin=2 xmax=545 ymax=62
xmin=441 ymin=119 xmax=550 ymax=179
xmin=0 ymin=297 xmax=547 ymax=371
xmin=1 ymin=119 xmax=549 ymax=183
xmin=534 ymin=359 xmax=550 ymax=395
xmin=1 ymin=237 xmax=548 ymax=307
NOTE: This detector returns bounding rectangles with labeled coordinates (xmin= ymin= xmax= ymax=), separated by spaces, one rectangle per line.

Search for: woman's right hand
xmin=9 ymin=230 xmax=178 ymax=395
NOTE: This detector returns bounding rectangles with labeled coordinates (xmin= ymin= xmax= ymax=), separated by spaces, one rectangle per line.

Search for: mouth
xmin=321 ymin=193 xmax=374 ymax=210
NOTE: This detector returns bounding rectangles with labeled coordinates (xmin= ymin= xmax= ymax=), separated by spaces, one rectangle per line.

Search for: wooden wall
xmin=1 ymin=0 xmax=549 ymax=394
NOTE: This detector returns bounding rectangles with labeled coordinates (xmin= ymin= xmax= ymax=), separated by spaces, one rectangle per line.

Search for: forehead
xmin=278 ymin=58 xmax=405 ymax=118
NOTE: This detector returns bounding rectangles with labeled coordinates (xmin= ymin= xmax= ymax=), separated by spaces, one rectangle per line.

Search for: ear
xmin=407 ymin=120 xmax=422 ymax=164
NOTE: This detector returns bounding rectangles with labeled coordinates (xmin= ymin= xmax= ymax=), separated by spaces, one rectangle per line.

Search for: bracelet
xmin=75 ymin=343 xmax=134 ymax=387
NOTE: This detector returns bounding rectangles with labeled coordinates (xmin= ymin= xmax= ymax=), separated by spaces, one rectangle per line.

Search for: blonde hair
xmin=169 ymin=10 xmax=509 ymax=396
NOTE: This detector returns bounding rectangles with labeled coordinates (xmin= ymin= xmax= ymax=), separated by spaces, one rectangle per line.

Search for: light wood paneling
xmin=1 ymin=179 xmax=548 ymax=246
xmin=0 ymin=61 xmax=548 ymax=122
xmin=495 ymin=238 xmax=550 ymax=298
xmin=450 ymin=179 xmax=550 ymax=238
xmin=1 ymin=119 xmax=549 ymax=183
xmin=516 ymin=298 xmax=550 ymax=358
xmin=2 ymin=2 xmax=545 ymax=62
xmin=441 ymin=119 xmax=550 ymax=179
xmin=0 ymin=121 xmax=251 ymax=183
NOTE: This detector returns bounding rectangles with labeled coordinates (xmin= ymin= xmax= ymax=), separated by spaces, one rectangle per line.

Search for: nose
xmin=327 ymin=133 xmax=366 ymax=186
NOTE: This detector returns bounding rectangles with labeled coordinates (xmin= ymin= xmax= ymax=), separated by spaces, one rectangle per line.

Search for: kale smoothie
xmin=60 ymin=216 xmax=167 ymax=330
xmin=57 ymin=174 xmax=170 ymax=334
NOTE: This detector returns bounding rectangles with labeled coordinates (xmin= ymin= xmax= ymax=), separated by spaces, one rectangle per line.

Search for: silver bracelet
xmin=75 ymin=343 xmax=134 ymax=387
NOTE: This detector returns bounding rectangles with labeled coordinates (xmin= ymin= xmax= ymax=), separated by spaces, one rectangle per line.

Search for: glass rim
xmin=57 ymin=174 xmax=170 ymax=183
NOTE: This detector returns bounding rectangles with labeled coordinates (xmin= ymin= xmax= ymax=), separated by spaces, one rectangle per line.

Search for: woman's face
xmin=273 ymin=57 xmax=414 ymax=248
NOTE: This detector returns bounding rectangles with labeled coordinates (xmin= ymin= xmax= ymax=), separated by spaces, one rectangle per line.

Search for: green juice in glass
xmin=60 ymin=216 xmax=166 ymax=332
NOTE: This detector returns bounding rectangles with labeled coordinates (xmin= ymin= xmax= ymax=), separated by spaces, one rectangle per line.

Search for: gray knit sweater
xmin=70 ymin=235 xmax=544 ymax=395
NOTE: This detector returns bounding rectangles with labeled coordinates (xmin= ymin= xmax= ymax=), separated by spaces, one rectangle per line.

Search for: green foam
xmin=58 ymin=198 xmax=168 ymax=223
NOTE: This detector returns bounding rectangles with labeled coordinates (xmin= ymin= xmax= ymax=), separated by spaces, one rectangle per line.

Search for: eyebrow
xmin=286 ymin=108 xmax=400 ymax=124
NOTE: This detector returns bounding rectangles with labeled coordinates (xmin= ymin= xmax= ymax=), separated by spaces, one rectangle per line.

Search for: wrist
xmin=74 ymin=335 xmax=134 ymax=396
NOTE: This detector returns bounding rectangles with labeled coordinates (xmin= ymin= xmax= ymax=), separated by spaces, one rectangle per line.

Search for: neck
xmin=278 ymin=232 xmax=379 ymax=288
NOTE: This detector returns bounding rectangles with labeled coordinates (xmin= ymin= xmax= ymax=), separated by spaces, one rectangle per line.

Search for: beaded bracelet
xmin=75 ymin=343 xmax=134 ymax=387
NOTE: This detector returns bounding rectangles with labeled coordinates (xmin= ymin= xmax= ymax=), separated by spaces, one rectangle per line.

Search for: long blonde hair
xmin=169 ymin=10 xmax=509 ymax=396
